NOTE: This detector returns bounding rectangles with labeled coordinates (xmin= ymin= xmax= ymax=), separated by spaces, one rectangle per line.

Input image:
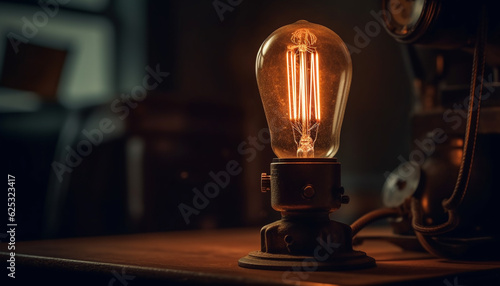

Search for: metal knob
xmin=302 ymin=185 xmax=315 ymax=199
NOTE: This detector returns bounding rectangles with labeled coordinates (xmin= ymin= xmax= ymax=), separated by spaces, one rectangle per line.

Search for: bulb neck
xmin=297 ymin=135 xmax=315 ymax=158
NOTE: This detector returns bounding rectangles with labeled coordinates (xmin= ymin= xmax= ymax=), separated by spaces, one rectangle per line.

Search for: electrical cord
xmin=350 ymin=207 xmax=400 ymax=237
xmin=411 ymin=5 xmax=487 ymax=236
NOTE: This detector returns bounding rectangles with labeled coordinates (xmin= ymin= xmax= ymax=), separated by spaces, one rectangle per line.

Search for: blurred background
xmin=0 ymin=0 xmax=412 ymax=240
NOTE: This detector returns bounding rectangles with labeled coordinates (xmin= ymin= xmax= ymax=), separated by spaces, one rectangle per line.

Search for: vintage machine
xmin=378 ymin=0 xmax=500 ymax=259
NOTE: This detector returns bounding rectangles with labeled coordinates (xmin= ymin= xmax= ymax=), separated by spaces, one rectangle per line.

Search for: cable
xmin=442 ymin=6 xmax=486 ymax=212
xmin=411 ymin=4 xmax=487 ymax=236
xmin=350 ymin=208 xmax=400 ymax=237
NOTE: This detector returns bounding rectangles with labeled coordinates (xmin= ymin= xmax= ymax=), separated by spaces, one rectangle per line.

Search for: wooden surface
xmin=1 ymin=227 xmax=500 ymax=285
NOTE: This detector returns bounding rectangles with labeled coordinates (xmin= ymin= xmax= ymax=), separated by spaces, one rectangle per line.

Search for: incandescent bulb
xmin=256 ymin=20 xmax=352 ymax=158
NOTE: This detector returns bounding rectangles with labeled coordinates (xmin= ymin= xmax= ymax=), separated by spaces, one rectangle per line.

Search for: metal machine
xmin=378 ymin=0 xmax=500 ymax=259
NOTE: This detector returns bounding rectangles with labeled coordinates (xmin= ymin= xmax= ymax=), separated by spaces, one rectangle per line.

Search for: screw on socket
xmin=261 ymin=173 xmax=271 ymax=192
xmin=302 ymin=184 xmax=315 ymax=199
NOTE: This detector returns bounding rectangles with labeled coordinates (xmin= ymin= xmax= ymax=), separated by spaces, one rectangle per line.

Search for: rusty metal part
xmin=239 ymin=158 xmax=375 ymax=270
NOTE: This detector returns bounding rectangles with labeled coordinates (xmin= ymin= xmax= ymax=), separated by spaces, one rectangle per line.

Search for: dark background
xmin=0 ymin=0 xmax=411 ymax=240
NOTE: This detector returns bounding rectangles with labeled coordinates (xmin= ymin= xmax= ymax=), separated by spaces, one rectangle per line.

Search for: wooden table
xmin=1 ymin=227 xmax=499 ymax=285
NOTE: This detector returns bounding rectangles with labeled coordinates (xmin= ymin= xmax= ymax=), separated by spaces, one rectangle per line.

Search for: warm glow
xmin=256 ymin=20 xmax=352 ymax=158
xmin=286 ymin=29 xmax=322 ymax=158
xmin=450 ymin=138 xmax=464 ymax=166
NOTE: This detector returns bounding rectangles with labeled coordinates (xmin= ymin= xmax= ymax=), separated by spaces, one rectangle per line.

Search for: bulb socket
xmin=269 ymin=158 xmax=343 ymax=212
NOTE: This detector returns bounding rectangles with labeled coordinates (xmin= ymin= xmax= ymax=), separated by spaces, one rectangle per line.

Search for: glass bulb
xmin=256 ymin=20 xmax=352 ymax=158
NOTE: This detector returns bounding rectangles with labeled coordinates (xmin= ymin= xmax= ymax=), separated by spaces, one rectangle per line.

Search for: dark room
xmin=1 ymin=0 xmax=500 ymax=285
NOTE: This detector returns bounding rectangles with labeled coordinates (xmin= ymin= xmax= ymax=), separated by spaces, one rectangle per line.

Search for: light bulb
xmin=256 ymin=20 xmax=352 ymax=158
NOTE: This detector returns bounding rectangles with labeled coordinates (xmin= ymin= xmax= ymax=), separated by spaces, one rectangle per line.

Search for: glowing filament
xmin=286 ymin=29 xmax=321 ymax=157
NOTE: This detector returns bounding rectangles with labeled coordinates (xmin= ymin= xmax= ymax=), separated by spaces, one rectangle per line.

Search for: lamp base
xmin=239 ymin=158 xmax=375 ymax=271
xmin=239 ymin=249 xmax=375 ymax=271
xmin=239 ymin=214 xmax=375 ymax=271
